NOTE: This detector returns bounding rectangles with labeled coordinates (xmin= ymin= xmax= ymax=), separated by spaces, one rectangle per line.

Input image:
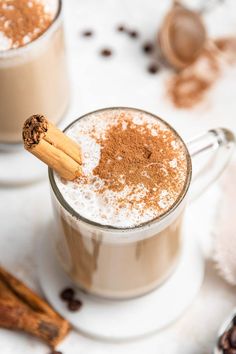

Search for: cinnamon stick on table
xmin=0 ymin=265 xmax=70 ymax=348
xmin=22 ymin=115 xmax=82 ymax=181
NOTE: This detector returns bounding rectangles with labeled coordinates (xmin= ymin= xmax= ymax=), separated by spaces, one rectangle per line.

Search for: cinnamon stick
xmin=22 ymin=115 xmax=82 ymax=180
xmin=0 ymin=266 xmax=70 ymax=348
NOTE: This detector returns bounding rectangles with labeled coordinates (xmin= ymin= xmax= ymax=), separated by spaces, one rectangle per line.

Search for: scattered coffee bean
xmin=230 ymin=328 xmax=236 ymax=348
xmin=68 ymin=299 xmax=82 ymax=312
xmin=233 ymin=316 xmax=236 ymax=326
xmin=147 ymin=63 xmax=159 ymax=74
xmin=223 ymin=349 xmax=236 ymax=354
xmin=82 ymin=30 xmax=93 ymax=37
xmin=142 ymin=42 xmax=154 ymax=54
xmin=117 ymin=25 xmax=125 ymax=32
xmin=60 ymin=287 xmax=75 ymax=302
xmin=100 ymin=48 xmax=112 ymax=57
xmin=129 ymin=30 xmax=139 ymax=39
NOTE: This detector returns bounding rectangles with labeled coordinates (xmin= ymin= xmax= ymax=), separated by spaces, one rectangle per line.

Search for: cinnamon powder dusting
xmin=0 ymin=0 xmax=53 ymax=50
xmin=214 ymin=37 xmax=236 ymax=64
xmin=87 ymin=112 xmax=188 ymax=217
xmin=168 ymin=48 xmax=220 ymax=108
xmin=167 ymin=38 xmax=236 ymax=109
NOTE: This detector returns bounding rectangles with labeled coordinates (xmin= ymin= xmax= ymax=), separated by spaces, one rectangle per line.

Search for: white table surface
xmin=1 ymin=0 xmax=236 ymax=353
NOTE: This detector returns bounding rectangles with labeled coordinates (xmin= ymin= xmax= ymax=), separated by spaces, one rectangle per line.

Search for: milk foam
xmin=0 ymin=32 xmax=11 ymax=51
xmin=55 ymin=109 xmax=188 ymax=228
xmin=0 ymin=0 xmax=58 ymax=51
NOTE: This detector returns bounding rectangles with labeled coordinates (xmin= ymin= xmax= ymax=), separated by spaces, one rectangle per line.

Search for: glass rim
xmin=0 ymin=0 xmax=62 ymax=57
xmin=49 ymin=107 xmax=192 ymax=232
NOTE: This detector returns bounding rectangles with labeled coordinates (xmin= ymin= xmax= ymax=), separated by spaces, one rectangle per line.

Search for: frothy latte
xmin=55 ymin=108 xmax=188 ymax=228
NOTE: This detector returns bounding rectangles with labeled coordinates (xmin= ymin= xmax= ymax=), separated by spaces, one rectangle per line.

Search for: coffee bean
xmin=68 ymin=299 xmax=82 ymax=312
xmin=233 ymin=316 xmax=236 ymax=326
xmin=82 ymin=30 xmax=93 ymax=37
xmin=147 ymin=63 xmax=159 ymax=74
xmin=117 ymin=25 xmax=125 ymax=32
xmin=60 ymin=287 xmax=75 ymax=302
xmin=142 ymin=42 xmax=154 ymax=54
xmin=129 ymin=30 xmax=138 ymax=39
xmin=219 ymin=331 xmax=230 ymax=350
xmin=223 ymin=349 xmax=236 ymax=354
xmin=230 ymin=327 xmax=236 ymax=348
xmin=100 ymin=48 xmax=112 ymax=57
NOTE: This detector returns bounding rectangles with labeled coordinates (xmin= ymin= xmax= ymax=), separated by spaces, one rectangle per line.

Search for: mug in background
xmin=49 ymin=108 xmax=235 ymax=300
xmin=0 ymin=0 xmax=69 ymax=144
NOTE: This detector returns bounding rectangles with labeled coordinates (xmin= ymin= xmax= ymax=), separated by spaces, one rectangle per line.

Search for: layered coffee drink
xmin=50 ymin=108 xmax=191 ymax=299
xmin=0 ymin=0 xmax=69 ymax=143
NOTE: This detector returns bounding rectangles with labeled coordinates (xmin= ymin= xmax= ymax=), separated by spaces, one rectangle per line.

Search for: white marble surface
xmin=1 ymin=0 xmax=236 ymax=353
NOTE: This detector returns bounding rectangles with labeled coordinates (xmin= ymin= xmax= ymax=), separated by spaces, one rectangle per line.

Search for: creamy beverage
xmin=50 ymin=108 xmax=191 ymax=299
xmin=0 ymin=0 xmax=69 ymax=143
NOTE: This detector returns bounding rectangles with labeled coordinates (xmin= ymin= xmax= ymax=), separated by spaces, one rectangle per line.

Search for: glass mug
xmin=49 ymin=108 xmax=235 ymax=300
xmin=0 ymin=0 xmax=69 ymax=145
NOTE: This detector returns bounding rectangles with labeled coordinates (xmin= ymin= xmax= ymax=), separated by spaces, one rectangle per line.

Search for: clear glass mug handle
xmin=186 ymin=128 xmax=235 ymax=201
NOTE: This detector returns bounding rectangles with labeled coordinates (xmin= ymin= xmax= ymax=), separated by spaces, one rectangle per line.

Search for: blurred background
xmin=1 ymin=0 xmax=236 ymax=353
xmin=63 ymin=0 xmax=236 ymax=139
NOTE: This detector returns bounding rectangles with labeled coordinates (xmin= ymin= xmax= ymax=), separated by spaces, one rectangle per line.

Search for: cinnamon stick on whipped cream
xmin=22 ymin=115 xmax=82 ymax=180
